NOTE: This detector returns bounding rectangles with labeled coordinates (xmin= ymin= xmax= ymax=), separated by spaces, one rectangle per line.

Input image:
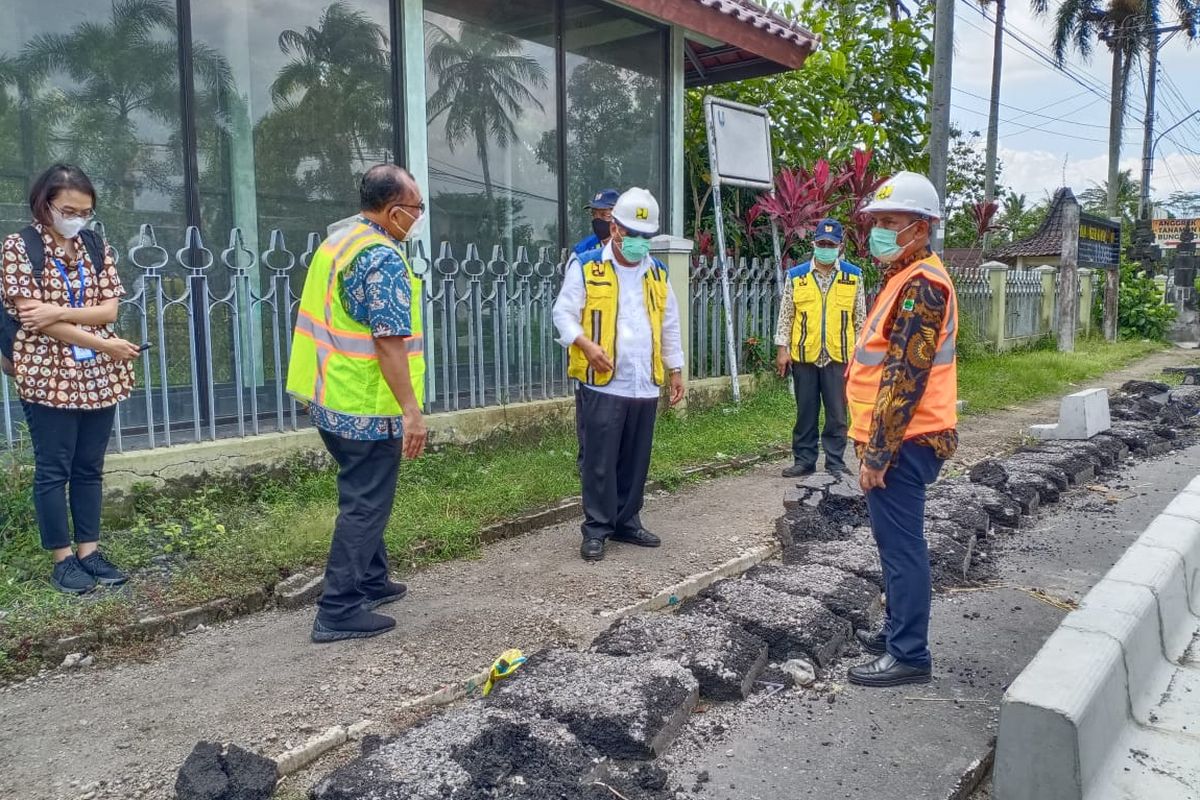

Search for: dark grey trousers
xmin=791 ymin=361 xmax=849 ymax=472
xmin=317 ymin=429 xmax=400 ymax=622
xmin=577 ymin=387 xmax=658 ymax=541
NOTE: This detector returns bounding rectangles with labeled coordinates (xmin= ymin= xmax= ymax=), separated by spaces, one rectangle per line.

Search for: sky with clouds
xmin=949 ymin=0 xmax=1200 ymax=208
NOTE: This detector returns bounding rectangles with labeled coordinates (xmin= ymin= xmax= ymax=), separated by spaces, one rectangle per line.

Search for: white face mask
xmin=402 ymin=210 xmax=426 ymax=241
xmin=50 ymin=208 xmax=89 ymax=239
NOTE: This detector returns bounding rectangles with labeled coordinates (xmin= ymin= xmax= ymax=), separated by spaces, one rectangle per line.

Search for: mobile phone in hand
xmin=139 ymin=342 xmax=153 ymax=353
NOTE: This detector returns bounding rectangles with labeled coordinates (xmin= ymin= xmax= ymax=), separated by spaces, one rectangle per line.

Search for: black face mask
xmin=591 ymin=217 xmax=612 ymax=241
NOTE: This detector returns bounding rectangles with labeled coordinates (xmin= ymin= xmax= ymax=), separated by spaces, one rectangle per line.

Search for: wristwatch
xmin=669 ymin=368 xmax=682 ymax=375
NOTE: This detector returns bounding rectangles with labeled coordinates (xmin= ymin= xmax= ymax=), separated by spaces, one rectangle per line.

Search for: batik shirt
xmin=856 ymin=250 xmax=959 ymax=470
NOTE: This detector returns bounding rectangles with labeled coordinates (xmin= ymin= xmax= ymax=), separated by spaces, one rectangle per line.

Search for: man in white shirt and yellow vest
xmin=773 ymin=218 xmax=865 ymax=478
xmin=552 ymin=188 xmax=686 ymax=562
xmin=287 ymin=164 xmax=428 ymax=643
xmin=845 ymin=171 xmax=959 ymax=687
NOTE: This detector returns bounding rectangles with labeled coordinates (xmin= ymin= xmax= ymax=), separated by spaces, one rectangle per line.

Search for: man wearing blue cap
xmin=773 ymin=218 xmax=866 ymax=477
xmin=572 ymin=188 xmax=619 ymax=259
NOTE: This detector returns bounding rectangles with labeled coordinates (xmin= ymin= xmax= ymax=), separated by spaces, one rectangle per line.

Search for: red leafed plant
xmin=839 ymin=149 xmax=888 ymax=261
xmin=751 ymin=159 xmax=843 ymax=258
xmin=967 ymin=199 xmax=1001 ymax=243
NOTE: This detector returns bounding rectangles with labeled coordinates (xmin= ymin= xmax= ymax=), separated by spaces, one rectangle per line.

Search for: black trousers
xmin=577 ymin=387 xmax=658 ymax=541
xmin=791 ymin=361 xmax=849 ymax=472
xmin=22 ymin=401 xmax=117 ymax=551
xmin=317 ymin=429 xmax=401 ymax=622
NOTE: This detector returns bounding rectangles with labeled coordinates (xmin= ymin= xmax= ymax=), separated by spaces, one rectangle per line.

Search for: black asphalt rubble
xmin=175 ymin=742 xmax=277 ymax=800
xmin=486 ymin=649 xmax=700 ymax=760
xmin=592 ymin=612 xmax=769 ymax=702
xmin=302 ymin=383 xmax=1199 ymax=800
xmin=687 ymin=577 xmax=851 ymax=667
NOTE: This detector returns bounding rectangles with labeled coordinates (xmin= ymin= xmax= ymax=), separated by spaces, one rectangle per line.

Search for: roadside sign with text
xmin=1152 ymin=218 xmax=1199 ymax=250
xmin=1078 ymin=213 xmax=1120 ymax=268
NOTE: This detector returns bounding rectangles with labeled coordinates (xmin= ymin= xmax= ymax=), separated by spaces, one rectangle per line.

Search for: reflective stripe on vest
xmin=566 ymin=257 xmax=668 ymax=387
xmin=287 ymin=221 xmax=425 ymax=413
xmin=789 ymin=261 xmax=859 ymax=364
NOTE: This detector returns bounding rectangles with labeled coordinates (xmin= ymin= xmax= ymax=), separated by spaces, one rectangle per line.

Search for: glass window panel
xmin=563 ymin=0 xmax=667 ymax=246
xmin=0 ymin=0 xmax=187 ymax=257
xmin=191 ymin=0 xmax=396 ymax=249
xmin=424 ymin=0 xmax=558 ymax=255
xmin=190 ymin=0 xmax=396 ymax=432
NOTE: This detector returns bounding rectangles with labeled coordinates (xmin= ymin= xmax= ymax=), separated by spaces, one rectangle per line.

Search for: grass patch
xmin=958 ymin=337 xmax=1166 ymax=415
xmin=0 ymin=379 xmax=797 ymax=679
xmin=0 ymin=336 xmax=1170 ymax=678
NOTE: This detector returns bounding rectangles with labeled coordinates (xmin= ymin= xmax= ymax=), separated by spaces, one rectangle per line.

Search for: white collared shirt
xmin=552 ymin=242 xmax=684 ymax=400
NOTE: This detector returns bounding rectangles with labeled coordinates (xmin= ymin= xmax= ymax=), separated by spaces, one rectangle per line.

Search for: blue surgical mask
xmin=813 ymin=245 xmax=839 ymax=265
xmin=868 ymin=221 xmax=918 ymax=262
xmin=619 ymin=235 xmax=652 ymax=262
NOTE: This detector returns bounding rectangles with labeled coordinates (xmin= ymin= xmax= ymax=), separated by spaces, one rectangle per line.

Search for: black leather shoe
xmin=847 ymin=653 xmax=932 ymax=687
xmin=610 ymin=528 xmax=661 ymax=547
xmin=581 ymin=538 xmax=605 ymax=561
xmin=781 ymin=463 xmax=816 ymax=478
xmin=826 ymin=466 xmax=852 ymax=476
xmin=855 ymin=628 xmax=887 ymax=655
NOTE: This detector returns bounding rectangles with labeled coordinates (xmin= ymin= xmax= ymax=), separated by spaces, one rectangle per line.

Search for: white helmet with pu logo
xmin=612 ymin=187 xmax=660 ymax=237
xmin=862 ymin=171 xmax=943 ymax=221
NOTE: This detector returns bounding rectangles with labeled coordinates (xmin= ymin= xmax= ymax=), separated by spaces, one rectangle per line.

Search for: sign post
xmin=703 ymin=97 xmax=778 ymax=403
xmin=1077 ymin=211 xmax=1121 ymax=342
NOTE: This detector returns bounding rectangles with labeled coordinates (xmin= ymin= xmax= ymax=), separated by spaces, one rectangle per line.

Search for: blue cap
xmin=813 ymin=218 xmax=844 ymax=244
xmin=585 ymin=188 xmax=620 ymax=210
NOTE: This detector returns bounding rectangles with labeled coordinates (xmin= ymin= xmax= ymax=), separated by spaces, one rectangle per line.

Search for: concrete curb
xmin=994 ymin=483 xmax=1200 ymax=800
xmin=275 ymin=720 xmax=372 ymax=777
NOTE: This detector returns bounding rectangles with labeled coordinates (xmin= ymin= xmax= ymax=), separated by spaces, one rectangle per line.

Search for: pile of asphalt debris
xmin=292 ymin=382 xmax=1199 ymax=800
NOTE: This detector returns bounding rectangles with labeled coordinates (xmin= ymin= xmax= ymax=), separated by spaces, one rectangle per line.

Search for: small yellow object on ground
xmin=481 ymin=648 xmax=527 ymax=696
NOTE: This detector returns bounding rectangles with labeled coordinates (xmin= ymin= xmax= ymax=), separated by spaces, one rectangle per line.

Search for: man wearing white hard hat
xmin=552 ymin=187 xmax=686 ymax=562
xmin=844 ymin=171 xmax=959 ymax=687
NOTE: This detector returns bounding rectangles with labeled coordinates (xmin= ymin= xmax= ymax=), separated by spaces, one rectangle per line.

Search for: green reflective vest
xmin=286 ymin=220 xmax=425 ymax=415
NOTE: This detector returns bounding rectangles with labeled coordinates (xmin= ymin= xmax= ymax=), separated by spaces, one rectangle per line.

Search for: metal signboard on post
xmin=703 ymin=96 xmax=781 ymax=403
xmin=1078 ymin=212 xmax=1121 ymax=268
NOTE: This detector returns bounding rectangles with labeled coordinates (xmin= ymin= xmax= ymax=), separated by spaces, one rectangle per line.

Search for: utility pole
xmin=1134 ymin=25 xmax=1184 ymax=276
xmin=929 ymin=0 xmax=956 ymax=257
xmin=982 ymin=0 xmax=1005 ymax=253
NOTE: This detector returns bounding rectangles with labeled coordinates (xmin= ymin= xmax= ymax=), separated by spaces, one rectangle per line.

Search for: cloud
xmin=997 ymin=147 xmax=1200 ymax=199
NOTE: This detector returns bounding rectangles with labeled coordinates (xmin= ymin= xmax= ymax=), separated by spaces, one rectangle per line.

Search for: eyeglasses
xmin=395 ymin=202 xmax=426 ymax=213
xmin=50 ymin=203 xmax=95 ymax=221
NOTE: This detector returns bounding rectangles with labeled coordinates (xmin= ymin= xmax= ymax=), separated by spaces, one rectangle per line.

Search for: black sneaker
xmin=311 ymin=610 xmax=396 ymax=643
xmin=782 ymin=463 xmax=816 ymax=478
xmin=52 ymin=556 xmax=97 ymax=595
xmin=363 ymin=581 xmax=408 ymax=611
xmin=77 ymin=551 xmax=129 ymax=587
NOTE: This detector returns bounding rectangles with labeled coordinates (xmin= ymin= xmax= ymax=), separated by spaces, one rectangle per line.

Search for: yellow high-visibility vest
xmin=788 ymin=260 xmax=861 ymax=364
xmin=287 ymin=220 xmax=425 ymax=414
xmin=566 ymin=251 xmax=668 ymax=387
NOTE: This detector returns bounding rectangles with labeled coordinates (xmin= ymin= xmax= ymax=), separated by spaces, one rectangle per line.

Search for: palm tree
xmin=1079 ymin=168 xmax=1141 ymax=226
xmin=19 ymin=0 xmax=231 ymax=214
xmin=270 ymin=1 xmax=392 ymax=198
xmin=425 ymin=21 xmax=548 ymax=210
xmin=1030 ymin=0 xmax=1198 ymax=220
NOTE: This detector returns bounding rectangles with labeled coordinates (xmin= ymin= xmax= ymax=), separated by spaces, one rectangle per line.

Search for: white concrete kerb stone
xmin=1029 ymin=388 xmax=1112 ymax=441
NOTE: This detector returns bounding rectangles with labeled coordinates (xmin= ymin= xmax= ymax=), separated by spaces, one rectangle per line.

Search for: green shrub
xmin=1108 ymin=260 xmax=1176 ymax=341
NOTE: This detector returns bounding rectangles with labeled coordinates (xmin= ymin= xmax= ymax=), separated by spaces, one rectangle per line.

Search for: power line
xmin=952 ymin=86 xmax=1139 ymax=130
xmin=950 ymin=102 xmax=1109 ymax=142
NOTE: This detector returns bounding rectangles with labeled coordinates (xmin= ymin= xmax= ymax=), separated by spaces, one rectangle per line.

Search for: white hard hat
xmin=612 ymin=187 xmax=660 ymax=236
xmin=862 ymin=171 xmax=943 ymax=221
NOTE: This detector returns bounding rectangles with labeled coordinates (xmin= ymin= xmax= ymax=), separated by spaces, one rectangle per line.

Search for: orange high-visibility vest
xmin=846 ymin=254 xmax=958 ymax=443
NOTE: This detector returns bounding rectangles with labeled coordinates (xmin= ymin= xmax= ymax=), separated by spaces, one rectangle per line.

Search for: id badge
xmin=71 ymin=345 xmax=97 ymax=362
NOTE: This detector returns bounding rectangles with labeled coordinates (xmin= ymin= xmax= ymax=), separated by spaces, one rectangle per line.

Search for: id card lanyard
xmin=53 ymin=257 xmax=96 ymax=362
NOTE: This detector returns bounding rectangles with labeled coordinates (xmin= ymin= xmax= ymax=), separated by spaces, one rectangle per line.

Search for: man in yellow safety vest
xmin=553 ymin=187 xmax=686 ymax=562
xmin=287 ymin=163 xmax=428 ymax=644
